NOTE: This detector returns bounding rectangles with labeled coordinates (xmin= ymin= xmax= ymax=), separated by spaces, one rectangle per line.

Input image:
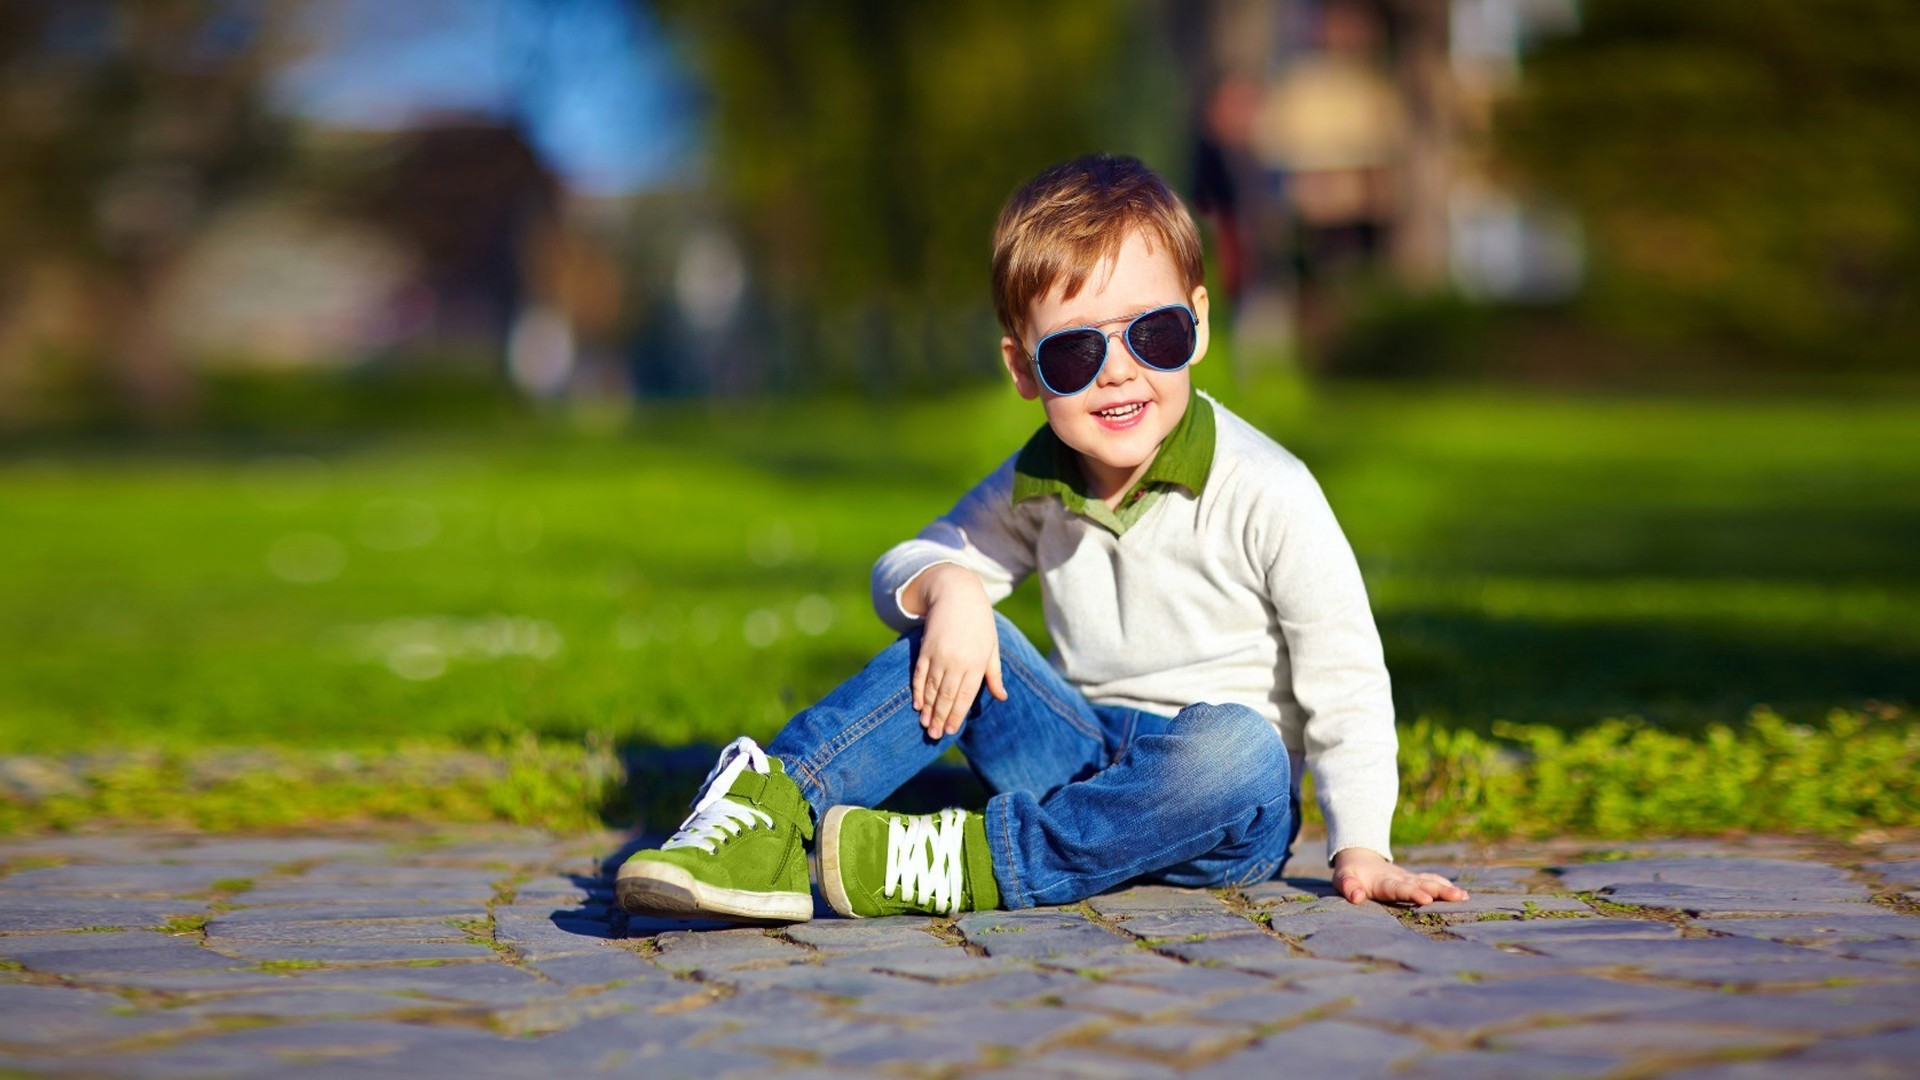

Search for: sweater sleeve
xmin=870 ymin=455 xmax=1036 ymax=633
xmin=1261 ymin=465 xmax=1399 ymax=863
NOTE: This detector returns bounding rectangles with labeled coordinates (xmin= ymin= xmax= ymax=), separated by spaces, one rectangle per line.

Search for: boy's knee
xmin=1167 ymin=703 xmax=1289 ymax=805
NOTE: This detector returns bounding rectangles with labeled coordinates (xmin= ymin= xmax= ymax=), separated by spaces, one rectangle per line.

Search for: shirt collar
xmin=1011 ymin=392 xmax=1216 ymax=510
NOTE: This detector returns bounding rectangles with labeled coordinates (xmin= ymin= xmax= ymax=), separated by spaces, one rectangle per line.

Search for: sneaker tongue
xmin=725 ymin=757 xmax=812 ymax=839
xmin=726 ymin=767 xmax=774 ymax=805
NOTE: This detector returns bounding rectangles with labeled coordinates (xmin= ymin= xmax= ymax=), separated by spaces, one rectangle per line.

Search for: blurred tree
xmin=1498 ymin=0 xmax=1920 ymax=372
xmin=651 ymin=0 xmax=1189 ymax=391
xmin=0 ymin=1 xmax=296 ymax=429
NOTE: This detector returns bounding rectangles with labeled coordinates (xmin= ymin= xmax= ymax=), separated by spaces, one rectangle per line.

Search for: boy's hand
xmin=1331 ymin=847 xmax=1469 ymax=906
xmin=904 ymin=564 xmax=1008 ymax=738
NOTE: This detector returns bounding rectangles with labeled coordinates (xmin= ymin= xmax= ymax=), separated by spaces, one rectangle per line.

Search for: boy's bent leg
xmin=985 ymin=703 xmax=1294 ymax=909
xmin=764 ymin=630 xmax=954 ymax=822
xmin=769 ymin=613 xmax=1108 ymax=822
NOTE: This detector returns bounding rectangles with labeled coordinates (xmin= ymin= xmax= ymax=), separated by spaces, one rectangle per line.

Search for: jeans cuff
xmin=778 ymin=755 xmax=832 ymax=823
xmin=983 ymin=793 xmax=1031 ymax=909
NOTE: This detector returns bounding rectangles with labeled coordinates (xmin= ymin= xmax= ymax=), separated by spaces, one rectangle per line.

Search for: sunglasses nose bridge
xmin=1097 ymin=326 xmax=1142 ymax=385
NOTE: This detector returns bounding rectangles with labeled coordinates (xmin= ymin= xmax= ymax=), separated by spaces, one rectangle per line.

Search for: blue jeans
xmin=767 ymin=614 xmax=1299 ymax=908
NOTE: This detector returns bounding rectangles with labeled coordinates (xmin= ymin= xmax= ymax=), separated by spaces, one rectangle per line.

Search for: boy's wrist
xmin=1330 ymin=846 xmax=1391 ymax=870
xmin=900 ymin=562 xmax=976 ymax=618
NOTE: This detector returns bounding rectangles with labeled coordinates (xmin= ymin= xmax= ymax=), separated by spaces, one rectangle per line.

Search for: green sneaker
xmin=817 ymin=805 xmax=1001 ymax=917
xmin=616 ymin=737 xmax=815 ymax=923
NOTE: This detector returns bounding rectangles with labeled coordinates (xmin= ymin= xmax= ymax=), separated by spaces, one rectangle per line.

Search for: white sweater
xmin=871 ymin=394 xmax=1398 ymax=861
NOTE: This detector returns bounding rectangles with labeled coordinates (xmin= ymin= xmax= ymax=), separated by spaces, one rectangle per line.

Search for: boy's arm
xmin=1262 ymin=466 xmax=1466 ymax=905
xmin=1261 ymin=466 xmax=1398 ymax=864
xmin=872 ymin=456 xmax=1037 ymax=736
xmin=871 ymin=455 xmax=1034 ymax=633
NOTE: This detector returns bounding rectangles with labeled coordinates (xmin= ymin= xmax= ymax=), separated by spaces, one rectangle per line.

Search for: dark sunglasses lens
xmin=1127 ymin=308 xmax=1195 ymax=371
xmin=1036 ymin=330 xmax=1107 ymax=394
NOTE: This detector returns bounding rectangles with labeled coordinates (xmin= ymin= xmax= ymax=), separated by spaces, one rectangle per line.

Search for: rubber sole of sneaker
xmin=817 ymin=804 xmax=860 ymax=918
xmin=614 ymin=861 xmax=813 ymax=923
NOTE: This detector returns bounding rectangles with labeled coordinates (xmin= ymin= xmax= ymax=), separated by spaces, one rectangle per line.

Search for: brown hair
xmin=990 ymin=154 xmax=1205 ymax=343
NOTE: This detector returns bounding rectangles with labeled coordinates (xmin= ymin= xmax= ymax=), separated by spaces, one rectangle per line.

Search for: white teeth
xmin=1097 ymin=403 xmax=1144 ymax=419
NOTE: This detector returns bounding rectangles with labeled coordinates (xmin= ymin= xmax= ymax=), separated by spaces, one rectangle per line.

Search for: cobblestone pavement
xmin=0 ymin=829 xmax=1916 ymax=1078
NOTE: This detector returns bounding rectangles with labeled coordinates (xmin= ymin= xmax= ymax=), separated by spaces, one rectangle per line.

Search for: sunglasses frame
xmin=1024 ymin=303 xmax=1198 ymax=398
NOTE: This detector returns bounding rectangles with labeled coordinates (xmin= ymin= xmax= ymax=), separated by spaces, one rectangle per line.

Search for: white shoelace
xmin=662 ymin=736 xmax=773 ymax=854
xmin=884 ymin=808 xmax=968 ymax=914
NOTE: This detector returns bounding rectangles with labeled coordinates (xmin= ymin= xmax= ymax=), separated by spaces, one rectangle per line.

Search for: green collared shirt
xmin=1010 ymin=395 xmax=1217 ymax=536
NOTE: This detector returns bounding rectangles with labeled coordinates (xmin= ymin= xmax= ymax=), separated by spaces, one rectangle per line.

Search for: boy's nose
xmin=1096 ymin=330 xmax=1140 ymax=385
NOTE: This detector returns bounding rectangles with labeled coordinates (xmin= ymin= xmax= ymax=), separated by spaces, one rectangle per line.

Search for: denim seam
xmin=1004 ymin=652 xmax=1102 ymax=743
xmin=1229 ymin=847 xmax=1287 ymax=888
xmin=790 ymin=685 xmax=914 ymax=808
xmin=1022 ymin=789 xmax=1292 ymax=900
xmin=996 ymin=798 xmax=1028 ymax=908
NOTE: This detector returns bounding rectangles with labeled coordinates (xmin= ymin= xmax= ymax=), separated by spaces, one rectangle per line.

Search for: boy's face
xmin=999 ymin=229 xmax=1210 ymax=497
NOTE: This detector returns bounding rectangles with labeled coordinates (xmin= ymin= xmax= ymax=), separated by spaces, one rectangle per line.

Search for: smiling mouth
xmin=1093 ymin=402 xmax=1146 ymax=420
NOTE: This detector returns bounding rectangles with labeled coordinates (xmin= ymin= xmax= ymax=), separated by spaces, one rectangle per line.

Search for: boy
xmin=617 ymin=154 xmax=1466 ymax=921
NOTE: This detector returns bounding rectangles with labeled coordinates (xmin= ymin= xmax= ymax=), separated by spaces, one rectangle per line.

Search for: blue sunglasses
xmin=1024 ymin=304 xmax=1198 ymax=397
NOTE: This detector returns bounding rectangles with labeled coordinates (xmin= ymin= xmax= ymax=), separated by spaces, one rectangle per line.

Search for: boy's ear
xmin=1000 ymin=335 xmax=1042 ymax=400
xmin=1188 ymin=284 xmax=1211 ymax=368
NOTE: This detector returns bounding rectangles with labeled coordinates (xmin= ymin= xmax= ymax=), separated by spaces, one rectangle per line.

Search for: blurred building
xmin=1190 ymin=0 xmax=1582 ymax=362
xmin=155 ymin=119 xmax=638 ymax=402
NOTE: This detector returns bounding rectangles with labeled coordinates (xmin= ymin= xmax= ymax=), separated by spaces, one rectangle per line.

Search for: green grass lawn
xmin=2 ymin=377 xmax=1915 ymax=836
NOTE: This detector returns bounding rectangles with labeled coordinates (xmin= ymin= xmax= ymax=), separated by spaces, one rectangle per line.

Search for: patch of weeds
xmin=0 ymin=854 xmax=69 ymax=880
xmin=923 ymin=918 xmax=967 ymax=948
xmin=156 ymin=913 xmax=210 ymax=936
xmin=257 ymin=959 xmax=328 ymax=974
xmin=73 ymin=925 xmax=124 ymax=933
xmin=1578 ymin=849 xmax=1636 ymax=863
xmin=1456 ymin=970 xmax=1484 ymax=983
xmin=1074 ymin=968 xmax=1108 ymax=981
xmin=1184 ymin=932 xmax=1209 ymax=942
xmin=209 ymin=877 xmax=254 ymax=895
xmin=0 ymin=958 xmax=26 ymax=973
xmin=1036 ymin=993 xmax=1064 ymax=1008
xmin=1475 ymin=912 xmax=1521 ymax=922
xmin=1573 ymin=892 xmax=1627 ymax=915
xmin=207 ymin=901 xmax=242 ymax=913
xmin=1518 ymin=900 xmax=1587 ymax=920
xmin=1246 ymin=910 xmax=1274 ymax=926
xmin=976 ymin=924 xmax=1028 ymax=934
xmin=448 ymin=915 xmax=516 ymax=961
xmin=491 ymin=871 xmax=529 ymax=907
xmin=405 ymin=959 xmax=451 ymax=968
xmin=1394 ymin=708 xmax=1920 ymax=845
xmin=1869 ymin=891 xmax=1920 ymax=917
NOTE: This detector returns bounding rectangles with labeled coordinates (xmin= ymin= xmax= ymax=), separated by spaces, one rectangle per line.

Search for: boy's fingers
xmin=943 ymin=676 xmax=970 ymax=735
xmin=932 ymin=679 xmax=960 ymax=733
xmin=919 ymin=669 xmax=941 ymax=728
xmin=912 ymin=655 xmax=929 ymax=712
xmin=985 ymin=650 xmax=1008 ymax=701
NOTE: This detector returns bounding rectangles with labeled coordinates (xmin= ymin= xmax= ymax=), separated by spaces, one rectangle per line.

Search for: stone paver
xmin=0 ymin=827 xmax=1914 ymax=1077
